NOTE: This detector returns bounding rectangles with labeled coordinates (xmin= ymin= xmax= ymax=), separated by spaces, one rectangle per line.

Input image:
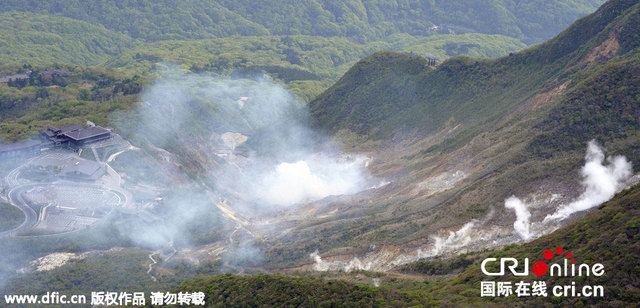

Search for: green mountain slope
xmin=0 ymin=10 xmax=526 ymax=102
xmin=267 ymin=0 xmax=640 ymax=265
xmin=310 ymin=0 xmax=640 ymax=165
xmin=0 ymin=0 xmax=603 ymax=44
xmin=0 ymin=0 xmax=601 ymax=103
xmin=176 ymin=274 xmax=393 ymax=307
xmin=105 ymin=33 xmax=526 ymax=99
xmin=310 ymin=0 xmax=640 ymax=146
xmin=0 ymin=12 xmax=139 ymax=66
xmin=0 ymin=0 xmax=605 ymax=104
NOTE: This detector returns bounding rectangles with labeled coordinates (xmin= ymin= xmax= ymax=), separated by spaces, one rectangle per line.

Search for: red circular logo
xmin=532 ymin=260 xmax=548 ymax=276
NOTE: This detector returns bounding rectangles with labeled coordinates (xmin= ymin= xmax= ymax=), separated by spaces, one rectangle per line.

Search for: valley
xmin=0 ymin=0 xmax=638 ymax=307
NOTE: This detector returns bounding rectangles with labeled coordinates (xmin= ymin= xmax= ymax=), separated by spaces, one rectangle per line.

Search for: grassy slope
xmin=4 ymin=250 xmax=163 ymax=295
xmin=176 ymin=274 xmax=394 ymax=307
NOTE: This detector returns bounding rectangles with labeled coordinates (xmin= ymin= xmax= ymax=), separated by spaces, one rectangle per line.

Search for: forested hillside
xmin=0 ymin=12 xmax=138 ymax=66
xmin=0 ymin=63 xmax=143 ymax=141
xmin=0 ymin=0 xmax=603 ymax=109
xmin=310 ymin=0 xmax=640 ymax=161
xmin=0 ymin=0 xmax=603 ymax=44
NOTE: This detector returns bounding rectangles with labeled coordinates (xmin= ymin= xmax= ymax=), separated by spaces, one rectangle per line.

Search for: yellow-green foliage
xmin=0 ymin=64 xmax=142 ymax=141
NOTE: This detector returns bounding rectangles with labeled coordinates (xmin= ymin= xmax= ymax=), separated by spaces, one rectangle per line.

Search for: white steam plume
xmin=504 ymin=196 xmax=531 ymax=240
xmin=259 ymin=156 xmax=369 ymax=206
xmin=545 ymin=140 xmax=632 ymax=221
xmin=310 ymin=250 xmax=371 ymax=272
xmin=423 ymin=221 xmax=477 ymax=257
xmin=111 ymin=68 xmax=373 ymax=258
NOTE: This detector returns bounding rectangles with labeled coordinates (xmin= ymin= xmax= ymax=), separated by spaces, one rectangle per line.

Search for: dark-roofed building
xmin=0 ymin=140 xmax=42 ymax=158
xmin=63 ymin=126 xmax=112 ymax=145
xmin=61 ymin=159 xmax=106 ymax=181
xmin=41 ymin=124 xmax=111 ymax=147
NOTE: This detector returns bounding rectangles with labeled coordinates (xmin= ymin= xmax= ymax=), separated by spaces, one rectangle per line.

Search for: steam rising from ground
xmin=504 ymin=196 xmax=532 ymax=240
xmin=6 ymin=68 xmax=631 ymax=283
xmin=113 ymin=69 xmax=371 ymax=254
xmin=505 ymin=140 xmax=633 ymax=240
xmin=310 ymin=250 xmax=369 ymax=272
xmin=545 ymin=140 xmax=632 ymax=221
xmin=260 ymin=156 xmax=369 ymax=206
xmin=425 ymin=221 xmax=477 ymax=256
xmin=310 ymin=221 xmax=509 ymax=272
xmin=310 ymin=140 xmax=634 ymax=273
